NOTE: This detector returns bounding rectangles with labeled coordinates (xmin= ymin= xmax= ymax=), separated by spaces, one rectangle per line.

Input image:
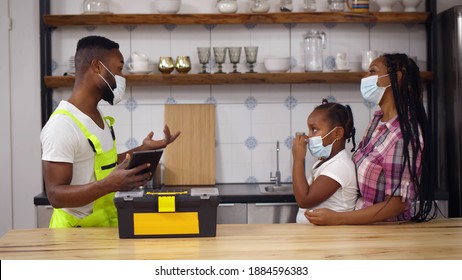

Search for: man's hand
xmin=142 ymin=125 xmax=181 ymax=150
xmin=103 ymin=154 xmax=152 ymax=192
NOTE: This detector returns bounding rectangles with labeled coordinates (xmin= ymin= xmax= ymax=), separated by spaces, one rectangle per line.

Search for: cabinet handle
xmin=254 ymin=203 xmax=298 ymax=206
xmin=218 ymin=203 xmax=236 ymax=207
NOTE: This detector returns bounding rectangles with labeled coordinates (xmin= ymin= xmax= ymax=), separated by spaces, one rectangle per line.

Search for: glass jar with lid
xmin=83 ymin=0 xmax=110 ymax=14
xmin=304 ymin=30 xmax=326 ymax=72
xmin=328 ymin=0 xmax=346 ymax=12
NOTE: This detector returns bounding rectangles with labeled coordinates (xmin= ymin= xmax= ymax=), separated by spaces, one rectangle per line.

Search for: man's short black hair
xmin=75 ymin=36 xmax=120 ymax=73
xmin=76 ymin=35 xmax=119 ymax=52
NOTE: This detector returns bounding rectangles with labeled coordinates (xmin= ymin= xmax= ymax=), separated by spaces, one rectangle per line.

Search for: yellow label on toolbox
xmin=158 ymin=196 xmax=175 ymax=212
xmin=133 ymin=212 xmax=199 ymax=235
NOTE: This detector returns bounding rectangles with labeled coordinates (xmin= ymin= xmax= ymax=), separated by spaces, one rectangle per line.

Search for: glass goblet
xmin=228 ymin=47 xmax=242 ymax=74
xmin=197 ymin=47 xmax=211 ymax=74
xmin=213 ymin=47 xmax=227 ymax=74
xmin=244 ymin=46 xmax=258 ymax=73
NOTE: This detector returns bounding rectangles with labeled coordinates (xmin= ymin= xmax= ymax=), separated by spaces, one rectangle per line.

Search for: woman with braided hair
xmin=306 ymin=53 xmax=435 ymax=225
xmin=292 ymin=99 xmax=359 ymax=224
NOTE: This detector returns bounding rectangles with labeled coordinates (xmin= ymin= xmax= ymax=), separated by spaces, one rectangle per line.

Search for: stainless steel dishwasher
xmin=247 ymin=202 xmax=298 ymax=224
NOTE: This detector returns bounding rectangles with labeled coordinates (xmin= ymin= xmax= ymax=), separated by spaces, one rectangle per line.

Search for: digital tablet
xmin=126 ymin=150 xmax=163 ymax=175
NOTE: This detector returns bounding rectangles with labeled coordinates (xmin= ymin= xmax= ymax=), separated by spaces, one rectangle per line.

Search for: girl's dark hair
xmin=315 ymin=99 xmax=356 ymax=152
xmin=382 ymin=53 xmax=435 ymax=222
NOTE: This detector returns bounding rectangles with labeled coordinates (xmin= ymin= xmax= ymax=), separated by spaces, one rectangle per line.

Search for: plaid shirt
xmin=353 ymin=110 xmax=420 ymax=221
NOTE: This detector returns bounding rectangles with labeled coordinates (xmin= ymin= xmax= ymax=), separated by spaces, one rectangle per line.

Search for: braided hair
xmin=315 ymin=99 xmax=356 ymax=152
xmin=382 ymin=53 xmax=435 ymax=222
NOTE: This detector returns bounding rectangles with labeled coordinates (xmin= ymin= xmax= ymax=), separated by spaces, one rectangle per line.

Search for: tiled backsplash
xmin=50 ymin=0 xmax=427 ymax=183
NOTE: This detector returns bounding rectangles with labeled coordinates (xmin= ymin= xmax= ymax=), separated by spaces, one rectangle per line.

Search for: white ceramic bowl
xmin=155 ymin=0 xmax=181 ymax=14
xmin=264 ymin=57 xmax=291 ymax=73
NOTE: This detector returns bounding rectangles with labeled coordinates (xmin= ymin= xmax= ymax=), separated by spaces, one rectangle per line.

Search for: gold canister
xmin=158 ymin=56 xmax=174 ymax=74
xmin=175 ymin=56 xmax=191 ymax=74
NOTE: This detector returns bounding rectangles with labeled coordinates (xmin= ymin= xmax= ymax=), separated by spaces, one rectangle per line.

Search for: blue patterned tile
xmin=290 ymin=56 xmax=297 ymax=70
xmin=204 ymin=24 xmax=216 ymax=31
xmin=245 ymin=136 xmax=258 ymax=150
xmin=245 ymin=96 xmax=257 ymax=110
xmin=51 ymin=59 xmax=58 ymax=73
xmin=363 ymin=99 xmax=375 ymax=109
xmin=166 ymin=96 xmax=177 ymax=104
xmin=246 ymin=176 xmax=258 ymax=183
xmin=125 ymin=97 xmax=138 ymax=112
xmin=404 ymin=23 xmax=415 ymax=29
xmin=125 ymin=137 xmax=138 ymax=150
xmin=84 ymin=26 xmax=97 ymax=32
xmin=324 ymin=55 xmax=335 ymax=70
xmin=164 ymin=24 xmax=177 ymax=31
xmin=124 ymin=25 xmax=137 ymax=32
xmin=283 ymin=23 xmax=296 ymax=29
xmin=325 ymin=95 xmax=338 ymax=103
xmin=205 ymin=96 xmax=217 ymax=104
xmin=363 ymin=23 xmax=375 ymax=30
xmin=323 ymin=23 xmax=337 ymax=29
xmin=284 ymin=95 xmax=297 ymax=110
xmin=284 ymin=136 xmax=294 ymax=149
xmin=52 ymin=98 xmax=59 ymax=111
xmin=244 ymin=24 xmax=256 ymax=30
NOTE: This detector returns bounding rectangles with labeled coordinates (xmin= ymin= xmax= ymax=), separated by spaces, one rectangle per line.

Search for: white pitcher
xmin=361 ymin=50 xmax=378 ymax=71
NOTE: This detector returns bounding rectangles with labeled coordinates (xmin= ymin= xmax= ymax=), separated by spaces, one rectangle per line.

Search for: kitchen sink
xmin=259 ymin=184 xmax=293 ymax=193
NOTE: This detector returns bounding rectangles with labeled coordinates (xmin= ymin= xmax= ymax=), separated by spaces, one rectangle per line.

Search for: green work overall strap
xmin=48 ymin=109 xmax=119 ymax=228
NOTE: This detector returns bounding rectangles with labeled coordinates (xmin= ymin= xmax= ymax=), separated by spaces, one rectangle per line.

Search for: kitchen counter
xmin=1 ymin=218 xmax=461 ymax=260
xmin=33 ymin=183 xmax=297 ymax=205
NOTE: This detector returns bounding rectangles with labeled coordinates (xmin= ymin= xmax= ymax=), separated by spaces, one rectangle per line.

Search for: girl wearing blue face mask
xmin=292 ymin=100 xmax=359 ymax=224
xmin=306 ymin=54 xmax=436 ymax=225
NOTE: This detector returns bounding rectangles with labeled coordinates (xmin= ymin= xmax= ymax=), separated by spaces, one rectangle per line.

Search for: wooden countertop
xmin=1 ymin=219 xmax=461 ymax=260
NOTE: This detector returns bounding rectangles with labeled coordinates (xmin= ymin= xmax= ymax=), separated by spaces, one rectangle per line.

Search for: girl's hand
xmin=292 ymin=134 xmax=308 ymax=161
xmin=305 ymin=208 xmax=340 ymax=225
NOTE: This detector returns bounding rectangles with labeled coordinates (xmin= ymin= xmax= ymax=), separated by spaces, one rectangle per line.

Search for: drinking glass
xmin=197 ymin=47 xmax=211 ymax=74
xmin=228 ymin=47 xmax=242 ymax=74
xmin=158 ymin=56 xmax=174 ymax=74
xmin=213 ymin=47 xmax=227 ymax=74
xmin=244 ymin=46 xmax=258 ymax=73
xmin=175 ymin=56 xmax=191 ymax=74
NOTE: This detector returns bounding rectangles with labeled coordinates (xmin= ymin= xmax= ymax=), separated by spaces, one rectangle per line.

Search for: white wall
xmin=0 ymin=0 xmax=13 ymax=237
xmin=0 ymin=0 xmax=461 ymax=236
xmin=0 ymin=0 xmax=41 ymax=237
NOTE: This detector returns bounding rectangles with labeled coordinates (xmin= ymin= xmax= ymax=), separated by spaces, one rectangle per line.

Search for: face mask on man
xmin=360 ymin=74 xmax=390 ymax=106
xmin=308 ymin=127 xmax=339 ymax=160
xmin=98 ymin=61 xmax=126 ymax=105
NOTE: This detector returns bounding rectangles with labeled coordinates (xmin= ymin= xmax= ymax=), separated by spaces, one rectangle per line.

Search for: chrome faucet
xmin=270 ymin=141 xmax=281 ymax=186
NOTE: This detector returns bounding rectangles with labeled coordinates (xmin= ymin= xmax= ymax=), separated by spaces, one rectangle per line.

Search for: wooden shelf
xmin=44 ymin=72 xmax=433 ymax=88
xmin=43 ymin=12 xmax=430 ymax=27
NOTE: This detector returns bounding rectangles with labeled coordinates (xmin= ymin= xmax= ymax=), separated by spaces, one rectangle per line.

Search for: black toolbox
xmin=114 ymin=187 xmax=220 ymax=238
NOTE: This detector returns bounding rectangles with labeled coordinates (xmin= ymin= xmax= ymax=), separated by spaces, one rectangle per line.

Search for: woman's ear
xmin=396 ymin=70 xmax=403 ymax=83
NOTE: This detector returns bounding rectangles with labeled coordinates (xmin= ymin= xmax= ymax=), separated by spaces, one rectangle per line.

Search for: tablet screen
xmin=126 ymin=150 xmax=163 ymax=174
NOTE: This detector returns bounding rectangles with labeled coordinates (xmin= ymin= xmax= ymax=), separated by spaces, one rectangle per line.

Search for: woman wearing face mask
xmin=306 ymin=53 xmax=435 ymax=225
xmin=292 ymin=100 xmax=358 ymax=224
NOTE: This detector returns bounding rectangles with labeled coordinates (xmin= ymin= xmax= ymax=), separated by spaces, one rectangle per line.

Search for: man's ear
xmin=90 ymin=59 xmax=101 ymax=73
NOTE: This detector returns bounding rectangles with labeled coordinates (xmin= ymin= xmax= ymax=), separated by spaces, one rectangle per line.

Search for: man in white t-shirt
xmin=41 ymin=36 xmax=180 ymax=227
